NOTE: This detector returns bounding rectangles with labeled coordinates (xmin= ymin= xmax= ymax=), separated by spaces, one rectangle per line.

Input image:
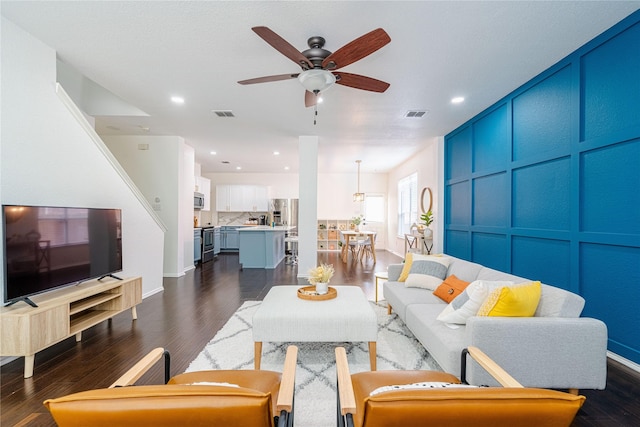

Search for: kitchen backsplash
xmin=217 ymin=212 xmax=269 ymax=226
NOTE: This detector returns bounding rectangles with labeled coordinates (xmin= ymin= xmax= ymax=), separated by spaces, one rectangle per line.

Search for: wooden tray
xmin=297 ymin=286 xmax=337 ymax=301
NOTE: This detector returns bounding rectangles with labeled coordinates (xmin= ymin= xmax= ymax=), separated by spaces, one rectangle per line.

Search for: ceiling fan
xmin=238 ymin=27 xmax=391 ymax=108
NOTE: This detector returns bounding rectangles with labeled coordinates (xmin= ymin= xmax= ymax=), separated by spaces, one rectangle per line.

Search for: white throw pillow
xmin=370 ymin=381 xmax=477 ymax=396
xmin=437 ymin=280 xmax=513 ymax=324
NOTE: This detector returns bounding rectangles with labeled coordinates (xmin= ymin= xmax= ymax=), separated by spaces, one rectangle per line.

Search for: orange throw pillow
xmin=433 ymin=275 xmax=471 ymax=303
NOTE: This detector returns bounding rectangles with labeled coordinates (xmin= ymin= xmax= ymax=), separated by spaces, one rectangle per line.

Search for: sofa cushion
xmin=433 ymin=275 xmax=471 ymax=303
xmin=477 ymin=281 xmax=542 ymax=317
xmin=535 ymin=284 xmax=585 ymax=318
xmin=405 ymin=304 xmax=463 ymax=375
xmin=437 ymin=280 xmax=513 ymax=324
xmin=445 ymin=258 xmax=484 ymax=282
xmin=384 ymin=281 xmax=445 ymax=321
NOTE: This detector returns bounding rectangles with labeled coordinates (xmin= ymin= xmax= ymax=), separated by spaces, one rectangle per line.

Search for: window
xmin=38 ymin=207 xmax=89 ymax=246
xmin=397 ymin=173 xmax=418 ymax=236
xmin=364 ymin=194 xmax=385 ymax=223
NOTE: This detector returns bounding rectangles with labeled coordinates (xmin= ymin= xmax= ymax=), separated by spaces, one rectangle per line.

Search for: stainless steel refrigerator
xmin=270 ymin=199 xmax=298 ymax=227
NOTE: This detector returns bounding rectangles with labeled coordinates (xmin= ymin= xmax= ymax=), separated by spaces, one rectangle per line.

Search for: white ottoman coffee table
xmin=253 ymin=285 xmax=378 ymax=370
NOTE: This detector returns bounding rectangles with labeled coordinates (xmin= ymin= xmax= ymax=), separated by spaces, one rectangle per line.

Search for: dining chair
xmin=357 ymin=232 xmax=377 ymax=261
xmin=339 ymin=230 xmax=359 ymax=260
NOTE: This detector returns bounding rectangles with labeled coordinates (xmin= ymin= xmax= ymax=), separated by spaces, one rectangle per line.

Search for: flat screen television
xmin=2 ymin=205 xmax=122 ymax=307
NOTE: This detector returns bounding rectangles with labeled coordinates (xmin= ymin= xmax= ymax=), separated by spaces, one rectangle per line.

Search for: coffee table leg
xmin=254 ymin=342 xmax=262 ymax=370
xmin=369 ymin=342 xmax=377 ymax=371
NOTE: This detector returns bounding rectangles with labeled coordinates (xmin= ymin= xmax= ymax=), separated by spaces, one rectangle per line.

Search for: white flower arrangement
xmin=307 ymin=263 xmax=335 ymax=285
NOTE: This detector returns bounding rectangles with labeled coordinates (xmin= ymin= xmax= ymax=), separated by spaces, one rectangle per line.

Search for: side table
xmin=374 ymin=271 xmax=388 ymax=302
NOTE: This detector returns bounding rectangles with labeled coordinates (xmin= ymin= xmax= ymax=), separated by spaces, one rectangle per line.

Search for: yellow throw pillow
xmin=398 ymin=252 xmax=414 ymax=282
xmin=477 ymin=281 xmax=542 ymax=317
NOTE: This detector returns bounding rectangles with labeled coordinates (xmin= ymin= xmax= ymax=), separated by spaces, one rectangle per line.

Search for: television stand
xmin=98 ymin=273 xmax=122 ymax=281
xmin=0 ymin=276 xmax=142 ymax=378
xmin=5 ymin=296 xmax=38 ymax=308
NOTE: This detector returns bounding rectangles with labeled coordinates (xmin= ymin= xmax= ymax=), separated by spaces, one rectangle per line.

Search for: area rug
xmin=186 ymin=300 xmax=441 ymax=427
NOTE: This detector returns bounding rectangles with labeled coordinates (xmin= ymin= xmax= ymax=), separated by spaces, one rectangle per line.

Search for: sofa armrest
xmin=387 ymin=264 xmax=403 ymax=281
xmin=464 ymin=317 xmax=608 ymax=390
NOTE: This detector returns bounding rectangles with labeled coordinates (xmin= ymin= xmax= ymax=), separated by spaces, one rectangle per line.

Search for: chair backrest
xmin=359 ymin=387 xmax=585 ymax=427
xmin=44 ymin=385 xmax=275 ymax=427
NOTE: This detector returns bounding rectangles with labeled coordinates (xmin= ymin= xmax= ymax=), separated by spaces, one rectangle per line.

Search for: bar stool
xmin=285 ymin=235 xmax=298 ymax=265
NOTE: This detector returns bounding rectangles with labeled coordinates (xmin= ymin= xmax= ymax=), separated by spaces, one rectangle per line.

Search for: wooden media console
xmin=1 ymin=276 xmax=142 ymax=378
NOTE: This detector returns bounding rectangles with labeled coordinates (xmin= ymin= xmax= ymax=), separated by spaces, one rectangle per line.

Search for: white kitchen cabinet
xmin=216 ymin=185 xmax=230 ymax=211
xmin=216 ymin=185 xmax=268 ymax=212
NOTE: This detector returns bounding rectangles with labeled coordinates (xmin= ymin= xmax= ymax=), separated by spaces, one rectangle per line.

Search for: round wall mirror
xmin=420 ymin=187 xmax=432 ymax=213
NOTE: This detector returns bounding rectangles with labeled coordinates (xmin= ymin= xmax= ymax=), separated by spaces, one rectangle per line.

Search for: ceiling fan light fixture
xmin=298 ymin=69 xmax=336 ymax=93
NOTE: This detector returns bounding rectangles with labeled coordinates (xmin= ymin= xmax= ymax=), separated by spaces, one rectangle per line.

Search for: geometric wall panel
xmin=444 ymin=12 xmax=640 ymax=363
xmin=473 ymin=172 xmax=508 ymax=227
xmin=473 ymin=105 xmax=508 ymax=173
xmin=513 ymin=66 xmax=572 ymax=161
xmin=445 ymin=230 xmax=470 ymax=260
xmin=446 ymin=126 xmax=471 ymax=181
xmin=513 ymin=158 xmax=571 ymax=230
xmin=580 ymin=243 xmax=640 ymax=362
xmin=582 ymin=22 xmax=640 ymax=141
xmin=512 ymin=236 xmax=571 ymax=290
xmin=447 ymin=181 xmax=470 ymax=226
xmin=581 ymin=139 xmax=640 ymax=235
xmin=472 ymin=232 xmax=508 ymax=272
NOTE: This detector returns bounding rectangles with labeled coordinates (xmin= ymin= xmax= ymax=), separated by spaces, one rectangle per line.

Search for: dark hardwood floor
xmin=2 ymin=251 xmax=639 ymax=426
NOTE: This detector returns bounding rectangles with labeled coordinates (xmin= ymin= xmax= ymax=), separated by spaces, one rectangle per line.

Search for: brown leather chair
xmin=44 ymin=345 xmax=297 ymax=427
xmin=336 ymin=346 xmax=585 ymax=427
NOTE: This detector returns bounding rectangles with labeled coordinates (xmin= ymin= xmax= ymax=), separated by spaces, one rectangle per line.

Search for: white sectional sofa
xmin=383 ymin=255 xmax=608 ymax=390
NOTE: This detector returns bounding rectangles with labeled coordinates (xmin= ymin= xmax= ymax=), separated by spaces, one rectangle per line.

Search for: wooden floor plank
xmin=1 ymin=251 xmax=638 ymax=426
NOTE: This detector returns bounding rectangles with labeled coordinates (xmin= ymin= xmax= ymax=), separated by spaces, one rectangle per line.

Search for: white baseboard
xmin=608 ymin=351 xmax=640 ymax=373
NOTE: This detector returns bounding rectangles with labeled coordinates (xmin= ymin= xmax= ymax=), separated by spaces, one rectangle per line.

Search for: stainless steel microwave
xmin=194 ymin=192 xmax=205 ymax=209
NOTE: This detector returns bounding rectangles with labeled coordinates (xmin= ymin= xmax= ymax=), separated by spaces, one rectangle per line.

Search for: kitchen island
xmin=237 ymin=226 xmax=295 ymax=269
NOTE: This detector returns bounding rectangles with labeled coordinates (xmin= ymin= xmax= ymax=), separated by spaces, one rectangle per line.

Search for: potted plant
xmin=351 ymin=215 xmax=364 ymax=231
xmin=307 ymin=263 xmax=335 ymax=295
xmin=419 ymin=210 xmax=433 ymax=237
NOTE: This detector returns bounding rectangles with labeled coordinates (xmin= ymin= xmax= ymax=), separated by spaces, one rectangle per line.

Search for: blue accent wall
xmin=444 ymin=11 xmax=640 ymax=364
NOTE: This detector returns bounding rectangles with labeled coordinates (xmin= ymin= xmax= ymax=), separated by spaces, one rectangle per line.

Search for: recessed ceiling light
xmin=236 ymin=166 xmax=242 ymax=170
xmin=210 ymin=151 xmax=217 ymax=155
xmin=284 ymin=166 xmax=290 ymax=170
xmin=451 ymin=97 xmax=465 ymax=104
xmin=171 ymin=96 xmax=185 ymax=104
xmin=273 ymin=151 xmax=280 ymax=155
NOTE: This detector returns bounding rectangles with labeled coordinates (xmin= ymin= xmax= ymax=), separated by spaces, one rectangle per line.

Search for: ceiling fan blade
xmin=252 ymin=26 xmax=313 ymax=69
xmin=238 ymin=73 xmax=299 ymax=85
xmin=322 ymin=28 xmax=390 ymax=70
xmin=305 ymin=90 xmax=317 ymax=108
xmin=334 ymin=72 xmax=390 ymax=93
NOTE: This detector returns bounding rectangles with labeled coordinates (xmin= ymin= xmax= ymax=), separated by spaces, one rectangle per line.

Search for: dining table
xmin=340 ymin=230 xmax=377 ymax=263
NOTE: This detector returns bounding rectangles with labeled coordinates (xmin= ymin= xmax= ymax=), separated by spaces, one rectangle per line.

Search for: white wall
xmin=386 ymin=138 xmax=442 ymax=256
xmin=103 ymin=135 xmax=195 ymax=277
xmin=0 ymin=18 xmax=165 ymax=301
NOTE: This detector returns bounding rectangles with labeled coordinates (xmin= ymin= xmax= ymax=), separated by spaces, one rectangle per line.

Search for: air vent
xmin=405 ymin=110 xmax=427 ymax=118
xmin=221 ymin=161 xmax=230 ymax=164
xmin=213 ymin=110 xmax=235 ymax=118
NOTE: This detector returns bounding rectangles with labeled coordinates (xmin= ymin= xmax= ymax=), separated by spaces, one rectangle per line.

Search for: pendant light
xmin=353 ymin=160 xmax=365 ymax=202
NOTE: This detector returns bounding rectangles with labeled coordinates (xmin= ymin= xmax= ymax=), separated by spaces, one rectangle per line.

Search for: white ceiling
xmin=2 ymin=1 xmax=638 ymax=174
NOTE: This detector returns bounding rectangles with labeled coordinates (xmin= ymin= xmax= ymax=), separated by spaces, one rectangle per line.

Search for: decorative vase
xmin=316 ymin=282 xmax=329 ymax=295
xmin=423 ymin=227 xmax=433 ymax=238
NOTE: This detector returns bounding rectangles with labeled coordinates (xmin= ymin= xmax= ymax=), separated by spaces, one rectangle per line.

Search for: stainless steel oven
xmin=202 ymin=227 xmax=215 ymax=263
